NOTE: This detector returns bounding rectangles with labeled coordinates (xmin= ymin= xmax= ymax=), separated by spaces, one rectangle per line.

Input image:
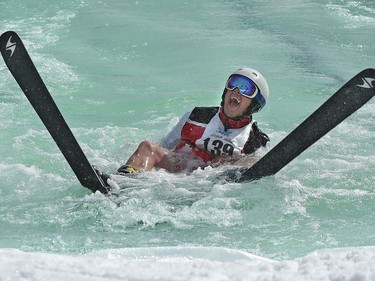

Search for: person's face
xmin=223 ymin=88 xmax=252 ymax=118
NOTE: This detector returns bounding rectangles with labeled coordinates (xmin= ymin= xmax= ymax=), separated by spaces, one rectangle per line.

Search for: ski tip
xmin=0 ymin=30 xmax=18 ymax=42
xmin=360 ymin=68 xmax=375 ymax=76
xmin=357 ymin=68 xmax=375 ymax=92
xmin=0 ymin=31 xmax=21 ymax=60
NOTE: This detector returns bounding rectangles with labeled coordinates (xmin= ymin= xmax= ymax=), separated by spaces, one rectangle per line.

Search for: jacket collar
xmin=219 ymin=107 xmax=252 ymax=130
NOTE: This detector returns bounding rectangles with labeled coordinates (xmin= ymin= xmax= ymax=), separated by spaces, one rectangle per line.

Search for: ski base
xmin=0 ymin=31 xmax=108 ymax=193
xmin=229 ymin=68 xmax=375 ymax=183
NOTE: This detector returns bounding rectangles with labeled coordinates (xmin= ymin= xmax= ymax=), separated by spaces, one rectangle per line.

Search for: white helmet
xmin=222 ymin=67 xmax=269 ymax=114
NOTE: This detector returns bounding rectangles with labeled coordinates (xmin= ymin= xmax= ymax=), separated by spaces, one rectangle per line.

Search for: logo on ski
xmin=5 ymin=35 xmax=16 ymax=57
xmin=357 ymin=77 xmax=375 ymax=89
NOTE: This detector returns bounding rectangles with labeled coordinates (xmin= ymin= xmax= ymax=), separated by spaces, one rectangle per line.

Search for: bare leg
xmin=125 ymin=140 xmax=182 ymax=172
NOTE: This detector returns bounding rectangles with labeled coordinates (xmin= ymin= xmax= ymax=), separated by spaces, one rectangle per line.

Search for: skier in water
xmin=96 ymin=67 xmax=270 ymax=186
xmin=115 ymin=67 xmax=270 ymax=175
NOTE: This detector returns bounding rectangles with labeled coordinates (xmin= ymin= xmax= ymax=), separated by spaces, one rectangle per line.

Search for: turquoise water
xmin=1 ymin=0 xmax=374 ymax=265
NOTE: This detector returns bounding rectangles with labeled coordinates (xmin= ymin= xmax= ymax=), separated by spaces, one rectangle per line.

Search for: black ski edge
xmin=222 ymin=68 xmax=375 ymax=183
xmin=0 ymin=31 xmax=109 ymax=194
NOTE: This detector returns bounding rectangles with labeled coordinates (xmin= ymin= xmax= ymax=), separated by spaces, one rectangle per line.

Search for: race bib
xmin=195 ymin=114 xmax=252 ymax=157
xmin=203 ymin=136 xmax=234 ymax=156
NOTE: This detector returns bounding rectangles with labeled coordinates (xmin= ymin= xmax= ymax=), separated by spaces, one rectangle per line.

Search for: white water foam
xmin=1 ymin=246 xmax=374 ymax=281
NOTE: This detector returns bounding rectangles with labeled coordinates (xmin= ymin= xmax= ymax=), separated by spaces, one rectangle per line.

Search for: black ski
xmin=232 ymin=68 xmax=375 ymax=182
xmin=0 ymin=31 xmax=108 ymax=193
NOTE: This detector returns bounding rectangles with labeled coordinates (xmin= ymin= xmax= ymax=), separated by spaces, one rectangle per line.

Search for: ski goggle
xmin=225 ymin=74 xmax=259 ymax=98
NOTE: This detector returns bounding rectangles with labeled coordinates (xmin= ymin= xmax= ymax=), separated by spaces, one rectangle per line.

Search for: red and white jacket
xmin=162 ymin=107 xmax=269 ymax=162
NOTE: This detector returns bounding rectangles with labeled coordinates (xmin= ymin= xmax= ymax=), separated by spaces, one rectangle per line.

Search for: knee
xmin=137 ymin=140 xmax=155 ymax=152
xmin=136 ymin=140 xmax=165 ymax=160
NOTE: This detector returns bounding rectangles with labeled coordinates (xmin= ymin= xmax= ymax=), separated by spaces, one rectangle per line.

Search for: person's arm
xmin=231 ymin=122 xmax=269 ymax=167
xmin=242 ymin=121 xmax=270 ymax=155
xmin=160 ymin=111 xmax=191 ymax=149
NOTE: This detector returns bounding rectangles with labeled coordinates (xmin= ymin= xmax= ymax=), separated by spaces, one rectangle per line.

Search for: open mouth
xmin=229 ymin=96 xmax=241 ymax=106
